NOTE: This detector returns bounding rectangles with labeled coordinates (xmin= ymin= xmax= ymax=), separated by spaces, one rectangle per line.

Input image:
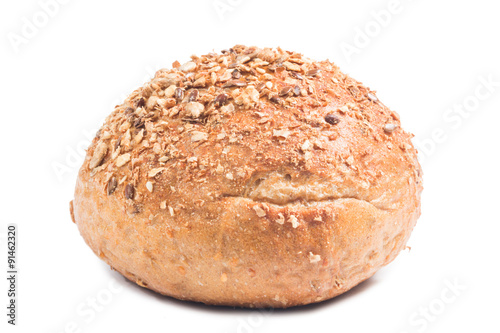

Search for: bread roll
xmin=70 ymin=45 xmax=423 ymax=308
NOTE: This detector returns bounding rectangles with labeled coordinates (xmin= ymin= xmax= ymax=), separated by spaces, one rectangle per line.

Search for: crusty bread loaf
xmin=70 ymin=45 xmax=423 ymax=308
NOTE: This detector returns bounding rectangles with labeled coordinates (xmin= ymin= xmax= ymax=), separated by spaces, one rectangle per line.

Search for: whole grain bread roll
xmin=70 ymin=45 xmax=423 ymax=308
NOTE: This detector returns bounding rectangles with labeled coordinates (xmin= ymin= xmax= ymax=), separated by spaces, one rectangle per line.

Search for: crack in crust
xmin=222 ymin=171 xmax=391 ymax=210
xmin=221 ymin=193 xmax=389 ymax=211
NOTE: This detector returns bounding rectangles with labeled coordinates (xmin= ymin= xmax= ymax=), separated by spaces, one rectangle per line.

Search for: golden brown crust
xmin=72 ymin=45 xmax=423 ymax=308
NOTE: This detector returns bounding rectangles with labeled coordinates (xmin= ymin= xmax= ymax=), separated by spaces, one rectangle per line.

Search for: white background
xmin=1 ymin=0 xmax=499 ymax=332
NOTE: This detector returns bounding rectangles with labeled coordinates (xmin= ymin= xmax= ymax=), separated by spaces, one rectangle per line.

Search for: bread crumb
xmin=160 ymin=201 xmax=167 ymax=209
xmin=273 ymin=129 xmax=290 ymax=139
xmin=384 ymin=123 xmax=397 ymax=133
xmin=236 ymin=168 xmax=246 ymax=178
xmin=225 ymin=172 xmax=234 ymax=180
xmin=156 ymin=98 xmax=167 ymax=108
xmin=179 ymin=61 xmax=196 ymax=72
xmin=121 ymin=129 xmax=132 ymax=148
xmin=215 ymin=164 xmax=224 ymax=174
xmin=153 ymin=142 xmax=162 ymax=154
xmin=276 ymin=213 xmax=285 ymax=225
xmin=253 ymin=205 xmax=266 ymax=217
xmin=164 ymin=85 xmax=177 ymax=98
xmin=283 ymin=61 xmax=301 ymax=72
xmin=146 ymin=181 xmax=153 ymax=192
xmin=146 ymin=96 xmax=159 ymax=109
xmin=118 ymin=121 xmax=131 ymax=132
xmin=191 ymin=131 xmax=208 ymax=142
xmin=148 ymin=167 xmax=165 ymax=178
xmin=220 ymin=103 xmax=234 ymax=114
xmin=401 ymin=142 xmax=411 ymax=150
xmin=89 ymin=142 xmax=108 ymax=169
xmin=193 ymin=76 xmax=206 ymax=88
xmin=289 ymin=215 xmax=299 ymax=228
xmin=301 ymin=140 xmax=312 ymax=152
xmin=220 ymin=273 xmax=228 ymax=282
xmin=304 ymin=151 xmax=312 ymax=161
xmin=186 ymin=102 xmax=205 ymax=118
xmin=168 ymin=206 xmax=174 ymax=217
xmin=116 ymin=153 xmax=131 ymax=167
xmin=134 ymin=129 xmax=144 ymax=145
xmin=228 ymin=134 xmax=238 ymax=143
xmin=313 ymin=140 xmax=324 ymax=150
xmin=309 ymin=252 xmax=321 ymax=263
